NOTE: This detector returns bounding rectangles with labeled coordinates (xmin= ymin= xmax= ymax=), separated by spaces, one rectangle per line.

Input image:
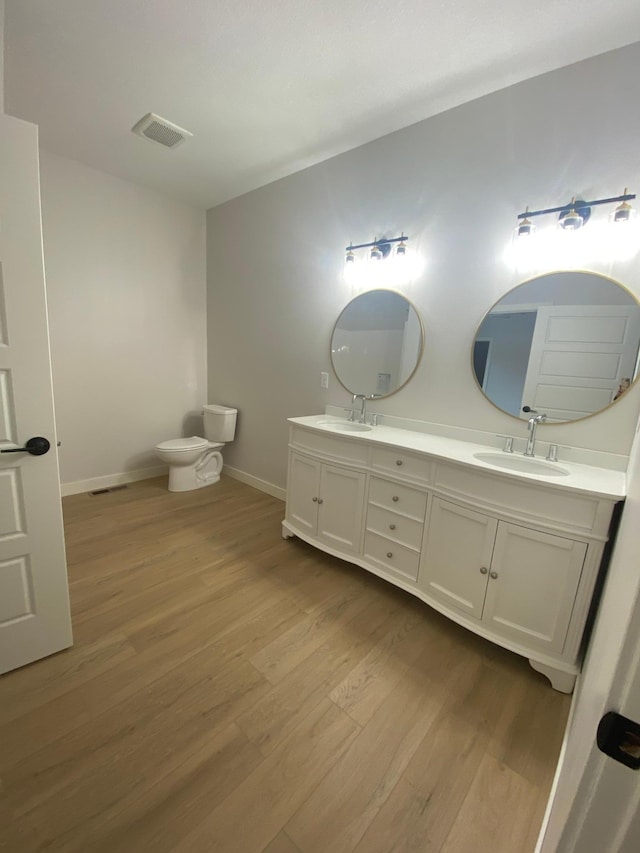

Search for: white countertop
xmin=289 ymin=415 xmax=626 ymax=500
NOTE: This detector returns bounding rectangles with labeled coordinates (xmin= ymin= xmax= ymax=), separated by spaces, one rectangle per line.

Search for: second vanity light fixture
xmin=516 ymin=189 xmax=636 ymax=237
xmin=345 ymin=234 xmax=408 ymax=263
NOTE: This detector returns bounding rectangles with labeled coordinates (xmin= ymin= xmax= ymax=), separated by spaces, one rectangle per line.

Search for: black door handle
xmin=1 ymin=437 xmax=51 ymax=456
xmin=597 ymin=711 xmax=640 ymax=770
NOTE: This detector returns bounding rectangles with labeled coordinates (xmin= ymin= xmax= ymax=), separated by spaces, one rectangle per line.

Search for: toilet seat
xmin=156 ymin=436 xmax=209 ymax=452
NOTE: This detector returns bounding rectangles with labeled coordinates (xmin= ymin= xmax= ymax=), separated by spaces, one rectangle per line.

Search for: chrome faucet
xmin=352 ymin=394 xmax=368 ymax=424
xmin=523 ymin=408 xmax=547 ymax=457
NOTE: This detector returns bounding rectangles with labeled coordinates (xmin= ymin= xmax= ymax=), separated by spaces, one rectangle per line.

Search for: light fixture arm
xmin=517 ymin=192 xmax=636 ymax=221
xmin=344 ymin=235 xmax=408 ymax=252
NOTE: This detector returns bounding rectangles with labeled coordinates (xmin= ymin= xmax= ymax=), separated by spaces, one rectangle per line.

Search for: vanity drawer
xmin=364 ymin=531 xmax=420 ymax=581
xmin=368 ymin=477 xmax=428 ymax=521
xmin=366 ymin=504 xmax=424 ymax=550
xmin=371 ymin=447 xmax=433 ymax=484
xmin=289 ymin=426 xmax=369 ymax=466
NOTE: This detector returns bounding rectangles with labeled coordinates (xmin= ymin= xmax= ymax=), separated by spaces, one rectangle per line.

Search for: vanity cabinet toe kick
xmin=282 ymin=424 xmax=619 ymax=693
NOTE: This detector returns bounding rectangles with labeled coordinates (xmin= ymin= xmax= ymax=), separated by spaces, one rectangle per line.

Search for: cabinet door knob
xmin=317 ymin=498 xmax=324 ymax=505
xmin=490 ymin=570 xmax=498 ymax=579
xmin=312 ymin=496 xmax=318 ymax=502
xmin=480 ymin=566 xmax=488 ymax=574
xmin=389 ymin=523 xmax=396 ymax=530
xmin=392 ymin=495 xmax=399 ymax=502
xmin=386 ymin=552 xmax=393 ymax=558
xmin=396 ymin=459 xmax=403 ymax=466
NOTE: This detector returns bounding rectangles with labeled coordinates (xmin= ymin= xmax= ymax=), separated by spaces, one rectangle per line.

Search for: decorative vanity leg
xmin=282 ymin=523 xmax=295 ymax=540
xmin=529 ymin=659 xmax=577 ymax=694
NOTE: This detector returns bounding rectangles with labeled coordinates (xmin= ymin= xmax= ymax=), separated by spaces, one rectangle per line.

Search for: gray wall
xmin=207 ymin=43 xmax=640 ymax=490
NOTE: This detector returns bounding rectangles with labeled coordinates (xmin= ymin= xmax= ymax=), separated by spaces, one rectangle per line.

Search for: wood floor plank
xmin=174 ymin=699 xmax=360 ymax=852
xmin=237 ymin=590 xmax=400 ymax=755
xmin=440 ymin=752 xmax=542 ymax=853
xmin=249 ymin=581 xmax=371 ymax=684
xmin=3 ymin=653 xmax=268 ymax=820
xmin=352 ymin=658 xmax=515 ymax=853
xmin=262 ymin=831 xmax=301 ymax=853
xmin=64 ymin=722 xmax=264 ymax=853
xmin=285 ymin=659 xmax=446 ymax=853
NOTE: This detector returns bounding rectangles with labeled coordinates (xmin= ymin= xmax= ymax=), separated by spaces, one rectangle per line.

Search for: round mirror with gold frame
xmin=331 ymin=289 xmax=424 ymax=398
xmin=472 ymin=271 xmax=640 ymax=423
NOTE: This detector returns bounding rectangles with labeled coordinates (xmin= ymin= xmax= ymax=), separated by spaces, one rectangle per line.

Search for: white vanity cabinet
xmin=422 ymin=498 xmax=588 ymax=656
xmin=282 ymin=419 xmax=621 ymax=693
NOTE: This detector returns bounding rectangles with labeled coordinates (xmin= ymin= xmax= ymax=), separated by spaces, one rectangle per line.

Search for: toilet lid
xmin=156 ymin=436 xmax=209 ymax=452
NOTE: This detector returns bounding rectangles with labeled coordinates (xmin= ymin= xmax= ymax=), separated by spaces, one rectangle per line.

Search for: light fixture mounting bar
xmin=345 ymin=235 xmax=408 ymax=251
xmin=517 ymin=193 xmax=636 ymax=220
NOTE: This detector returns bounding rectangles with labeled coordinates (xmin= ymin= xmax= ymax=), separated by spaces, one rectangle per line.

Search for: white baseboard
xmin=60 ymin=465 xmax=167 ymax=497
xmin=224 ymin=465 xmax=285 ymax=502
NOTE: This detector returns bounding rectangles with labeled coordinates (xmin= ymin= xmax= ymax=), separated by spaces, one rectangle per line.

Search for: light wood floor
xmin=0 ymin=476 xmax=571 ymax=852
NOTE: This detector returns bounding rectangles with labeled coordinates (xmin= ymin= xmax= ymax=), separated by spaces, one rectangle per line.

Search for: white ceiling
xmin=5 ymin=1 xmax=640 ymax=209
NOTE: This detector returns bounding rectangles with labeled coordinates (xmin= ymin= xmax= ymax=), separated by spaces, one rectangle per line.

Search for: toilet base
xmin=166 ymin=445 xmax=224 ymax=492
xmin=168 ymin=466 xmax=221 ymax=492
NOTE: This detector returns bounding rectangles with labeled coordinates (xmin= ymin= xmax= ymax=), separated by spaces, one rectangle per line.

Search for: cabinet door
xmin=286 ymin=453 xmax=320 ymax=536
xmin=483 ymin=522 xmax=587 ymax=655
xmin=421 ymin=498 xmax=497 ymax=618
xmin=317 ymin=464 xmax=366 ymax=554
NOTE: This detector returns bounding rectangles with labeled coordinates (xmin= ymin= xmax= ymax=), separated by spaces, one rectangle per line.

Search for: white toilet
xmin=155 ymin=404 xmax=237 ymax=492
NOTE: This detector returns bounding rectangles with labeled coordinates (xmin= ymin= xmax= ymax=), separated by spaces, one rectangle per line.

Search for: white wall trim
xmin=224 ymin=465 xmax=286 ymax=502
xmin=60 ymin=465 xmax=167 ymax=496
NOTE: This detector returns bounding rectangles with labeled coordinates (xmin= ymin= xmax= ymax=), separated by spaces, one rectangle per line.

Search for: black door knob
xmin=1 ymin=437 xmax=51 ymax=456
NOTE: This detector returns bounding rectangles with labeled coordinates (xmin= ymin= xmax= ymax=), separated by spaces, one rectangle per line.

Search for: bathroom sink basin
xmin=473 ymin=451 xmax=569 ymax=477
xmin=321 ymin=421 xmax=373 ymax=433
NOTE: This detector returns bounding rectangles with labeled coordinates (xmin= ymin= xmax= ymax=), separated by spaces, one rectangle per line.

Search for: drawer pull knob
xmin=490 ymin=570 xmax=498 ymax=579
xmin=389 ymin=523 xmax=396 ymax=530
xmin=386 ymin=552 xmax=393 ymax=558
xmin=480 ymin=567 xmax=488 ymax=574
xmin=312 ymin=497 xmax=318 ymax=502
xmin=317 ymin=498 xmax=324 ymax=505
xmin=396 ymin=459 xmax=403 ymax=466
xmin=392 ymin=495 xmax=399 ymax=502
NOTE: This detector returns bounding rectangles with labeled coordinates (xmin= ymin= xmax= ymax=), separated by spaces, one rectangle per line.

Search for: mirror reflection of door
xmin=473 ymin=272 xmax=640 ymax=423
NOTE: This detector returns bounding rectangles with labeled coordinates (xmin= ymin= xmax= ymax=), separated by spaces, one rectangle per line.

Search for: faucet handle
xmin=546 ymin=444 xmax=559 ymax=462
xmin=344 ymin=407 xmax=355 ymax=422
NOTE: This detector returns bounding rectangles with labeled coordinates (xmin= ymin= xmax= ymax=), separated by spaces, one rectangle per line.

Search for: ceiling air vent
xmin=131 ymin=113 xmax=193 ymax=149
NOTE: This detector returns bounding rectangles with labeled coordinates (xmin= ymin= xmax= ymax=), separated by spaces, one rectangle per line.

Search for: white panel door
xmin=521 ymin=305 xmax=640 ymax=420
xmin=317 ymin=464 xmax=365 ymax=555
xmin=483 ymin=522 xmax=587 ymax=655
xmin=420 ymin=498 xmax=497 ymax=618
xmin=0 ymin=114 xmax=72 ymax=674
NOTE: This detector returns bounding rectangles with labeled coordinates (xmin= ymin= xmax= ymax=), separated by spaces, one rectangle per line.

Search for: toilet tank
xmin=203 ymin=404 xmax=237 ymax=443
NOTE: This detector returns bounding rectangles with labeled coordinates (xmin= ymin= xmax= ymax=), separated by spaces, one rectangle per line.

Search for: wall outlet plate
xmin=320 ymin=372 xmax=329 ymax=389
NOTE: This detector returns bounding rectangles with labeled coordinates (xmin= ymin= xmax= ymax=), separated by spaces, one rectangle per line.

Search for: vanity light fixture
xmin=515 ymin=189 xmax=635 ymax=236
xmin=344 ymin=234 xmax=409 ymax=264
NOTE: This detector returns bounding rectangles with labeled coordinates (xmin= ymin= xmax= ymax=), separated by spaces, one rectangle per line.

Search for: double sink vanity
xmin=282 ymin=414 xmax=624 ymax=693
xmin=282 ymin=270 xmax=638 ymax=693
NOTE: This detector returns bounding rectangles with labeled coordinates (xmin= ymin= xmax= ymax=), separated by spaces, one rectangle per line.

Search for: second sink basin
xmin=474 ymin=451 xmax=569 ymax=477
